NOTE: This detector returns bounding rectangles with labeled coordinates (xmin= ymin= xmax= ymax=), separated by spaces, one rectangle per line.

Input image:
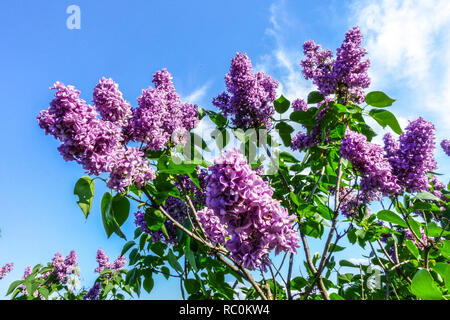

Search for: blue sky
xmin=1 ymin=0 xmax=449 ymax=299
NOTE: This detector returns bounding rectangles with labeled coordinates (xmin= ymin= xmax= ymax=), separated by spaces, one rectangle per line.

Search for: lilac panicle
xmin=127 ymin=68 xmax=199 ymax=150
xmin=205 ymin=148 xmax=299 ymax=270
xmin=37 ymin=82 xmax=155 ymax=193
xmin=93 ymin=77 xmax=132 ymax=127
xmin=292 ymin=98 xmax=308 ymax=111
xmin=0 ymin=263 xmax=13 ymax=280
xmin=340 ymin=130 xmax=401 ymax=199
xmin=94 ymin=249 xmax=127 ymax=274
xmin=213 ymin=53 xmax=279 ymax=130
xmin=388 ymin=117 xmax=437 ymax=192
xmin=441 ymin=139 xmax=450 ymax=156
xmin=300 ymin=26 xmax=370 ymax=103
xmin=84 ymin=282 xmax=102 ymax=300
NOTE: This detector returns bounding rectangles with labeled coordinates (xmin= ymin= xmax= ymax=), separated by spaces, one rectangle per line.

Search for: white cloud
xmin=255 ymin=2 xmax=312 ymax=102
xmin=352 ymin=0 xmax=450 ymax=138
xmin=182 ymin=82 xmax=211 ymax=105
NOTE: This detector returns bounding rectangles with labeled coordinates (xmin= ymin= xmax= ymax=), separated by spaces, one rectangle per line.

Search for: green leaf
xmin=275 ymin=122 xmax=294 ymax=147
xmin=339 ymin=260 xmax=358 ymax=268
xmin=209 ymin=112 xmax=227 ymax=128
xmin=290 ymin=109 xmax=317 ymax=128
xmin=143 ymin=273 xmax=154 ymax=294
xmin=73 ymin=176 xmax=95 ymax=219
xmin=413 ymin=191 xmax=442 ymax=202
xmin=329 ymin=293 xmax=345 ymax=300
xmin=410 ymin=269 xmax=443 ymax=300
xmin=369 ymin=109 xmax=402 ymax=134
xmin=279 ymin=151 xmax=299 ymax=163
xmin=144 ymin=209 xmax=166 ymax=231
xmin=290 ymin=277 xmax=308 ymax=290
xmin=433 ymin=263 xmax=450 ymax=288
xmin=365 ymin=91 xmax=395 ymax=108
xmin=405 ymin=240 xmax=420 ymax=259
xmin=121 ymin=241 xmax=135 ymax=256
xmin=184 ymin=279 xmax=200 ymax=295
xmin=112 ymin=195 xmax=130 ymax=226
xmin=307 ymin=91 xmax=325 ymax=104
xmin=166 ymin=250 xmax=184 ymax=274
xmin=101 ymin=192 xmax=126 ymax=240
xmin=377 ymin=210 xmax=407 ymax=228
xmin=6 ymin=280 xmax=23 ymax=296
xmin=274 ymin=95 xmax=290 ymax=114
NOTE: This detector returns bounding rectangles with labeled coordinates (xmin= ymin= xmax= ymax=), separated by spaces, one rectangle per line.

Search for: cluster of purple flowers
xmin=292 ymin=98 xmax=308 ymax=111
xmin=197 ymin=207 xmax=229 ymax=245
xmin=37 ymin=81 xmax=155 ymax=193
xmin=84 ymin=281 xmax=102 ymax=300
xmin=94 ymin=249 xmax=126 ymax=274
xmin=441 ymin=139 xmax=450 ymax=156
xmin=93 ymin=77 xmax=132 ymax=127
xmin=340 ymin=130 xmax=401 ymax=200
xmin=335 ymin=188 xmax=367 ymax=219
xmin=51 ymin=250 xmax=79 ymax=282
xmin=203 ymin=149 xmax=299 ymax=270
xmin=385 ymin=117 xmax=437 ymax=193
xmin=126 ymin=69 xmax=199 ymax=150
xmin=37 ymin=70 xmax=199 ymax=193
xmin=0 ymin=263 xmax=13 ymax=280
xmin=213 ymin=53 xmax=279 ymax=129
xmin=301 ymin=26 xmax=370 ymax=103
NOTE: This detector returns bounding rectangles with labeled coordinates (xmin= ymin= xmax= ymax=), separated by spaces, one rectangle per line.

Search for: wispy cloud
xmin=182 ymin=82 xmax=211 ymax=105
xmin=255 ymin=1 xmax=312 ymax=101
xmin=351 ymin=0 xmax=450 ymax=139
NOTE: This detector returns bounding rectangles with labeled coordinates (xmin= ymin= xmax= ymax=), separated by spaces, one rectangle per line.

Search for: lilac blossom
xmin=93 ymin=77 xmax=132 ymax=127
xmin=107 ymin=147 xmax=156 ymax=193
xmin=0 ymin=263 xmax=13 ymax=280
xmin=198 ymin=208 xmax=229 ymax=245
xmin=292 ymin=98 xmax=308 ymax=111
xmin=441 ymin=139 xmax=450 ymax=156
xmin=205 ymin=149 xmax=299 ymax=270
xmin=127 ymin=69 xmax=199 ymax=150
xmin=84 ymin=282 xmax=102 ymax=300
xmin=213 ymin=53 xmax=279 ymax=129
xmin=388 ymin=118 xmax=437 ymax=192
xmin=340 ymin=130 xmax=401 ymax=199
xmin=94 ymin=249 xmax=127 ymax=274
xmin=52 ymin=250 xmax=78 ymax=282
xmin=300 ymin=26 xmax=370 ymax=103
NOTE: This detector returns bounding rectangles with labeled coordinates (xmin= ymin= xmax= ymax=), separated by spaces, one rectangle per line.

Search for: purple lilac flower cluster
xmin=385 ymin=118 xmax=437 ymax=193
xmin=94 ymin=249 xmax=127 ymax=274
xmin=203 ymin=149 xmax=299 ymax=270
xmin=340 ymin=130 xmax=401 ymax=200
xmin=292 ymin=98 xmax=308 ymax=111
xmin=93 ymin=77 xmax=132 ymax=127
xmin=213 ymin=53 xmax=279 ymax=130
xmin=0 ymin=263 xmax=13 ymax=280
xmin=301 ymin=26 xmax=370 ymax=103
xmin=197 ymin=207 xmax=229 ymax=245
xmin=37 ymin=82 xmax=156 ymax=193
xmin=83 ymin=282 xmax=102 ymax=300
xmin=126 ymin=69 xmax=199 ymax=150
xmin=51 ymin=250 xmax=79 ymax=282
xmin=441 ymin=139 xmax=450 ymax=156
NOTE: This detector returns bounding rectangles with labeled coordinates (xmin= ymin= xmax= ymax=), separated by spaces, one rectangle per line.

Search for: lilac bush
xmin=11 ymin=26 xmax=448 ymax=301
